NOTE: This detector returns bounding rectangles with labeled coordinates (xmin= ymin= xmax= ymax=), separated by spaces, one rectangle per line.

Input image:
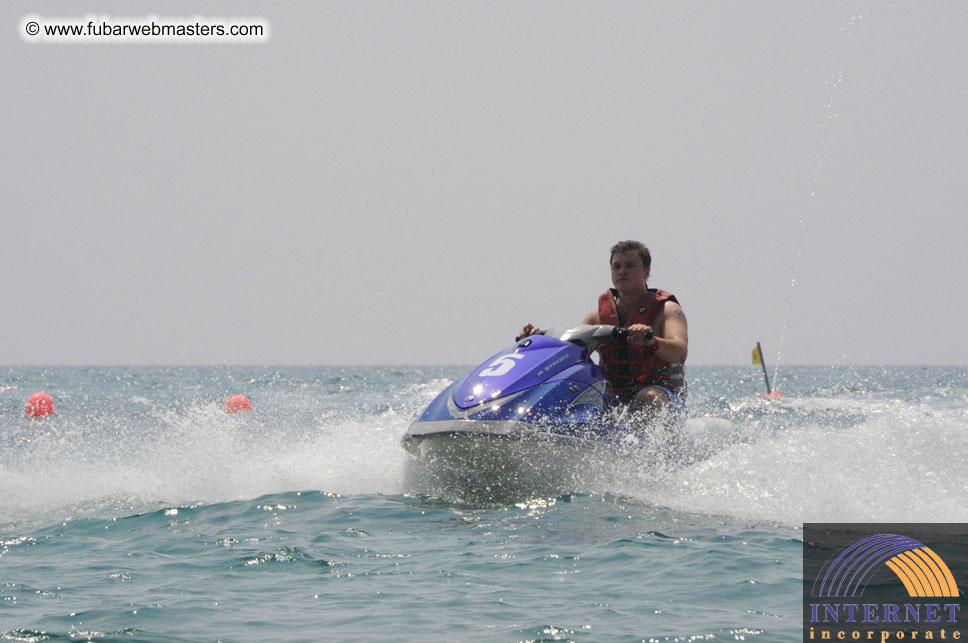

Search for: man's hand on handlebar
xmin=516 ymin=323 xmax=540 ymax=342
xmin=626 ymin=324 xmax=656 ymax=346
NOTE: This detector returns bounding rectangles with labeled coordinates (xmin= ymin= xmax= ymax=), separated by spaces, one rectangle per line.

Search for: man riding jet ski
xmin=519 ymin=239 xmax=688 ymax=427
xmin=403 ymin=241 xmax=687 ymax=470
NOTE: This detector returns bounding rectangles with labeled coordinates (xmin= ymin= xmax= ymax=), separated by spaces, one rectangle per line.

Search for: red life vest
xmin=597 ymin=288 xmax=686 ymax=400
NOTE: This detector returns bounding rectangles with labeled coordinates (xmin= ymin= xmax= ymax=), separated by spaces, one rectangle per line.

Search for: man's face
xmin=610 ymin=250 xmax=649 ymax=290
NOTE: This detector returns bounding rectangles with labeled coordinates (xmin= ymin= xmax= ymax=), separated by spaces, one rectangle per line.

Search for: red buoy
xmin=26 ymin=391 xmax=54 ymax=418
xmin=226 ymin=395 xmax=252 ymax=413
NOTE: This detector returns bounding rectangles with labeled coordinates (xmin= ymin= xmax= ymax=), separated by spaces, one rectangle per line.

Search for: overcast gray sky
xmin=3 ymin=1 xmax=966 ymax=365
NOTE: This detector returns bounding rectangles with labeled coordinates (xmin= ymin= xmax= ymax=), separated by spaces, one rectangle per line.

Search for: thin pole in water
xmin=752 ymin=342 xmax=781 ymax=397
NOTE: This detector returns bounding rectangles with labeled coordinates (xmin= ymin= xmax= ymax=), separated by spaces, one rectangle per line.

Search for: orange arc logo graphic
xmin=884 ymin=547 xmax=960 ymax=598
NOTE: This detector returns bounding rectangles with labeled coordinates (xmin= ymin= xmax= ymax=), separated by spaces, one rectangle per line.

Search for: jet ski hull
xmin=402 ymin=326 xmax=682 ymax=499
xmin=403 ymin=421 xmax=642 ymax=500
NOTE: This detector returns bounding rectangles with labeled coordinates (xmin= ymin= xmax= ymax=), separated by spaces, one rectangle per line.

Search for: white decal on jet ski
xmin=479 ymin=353 xmax=526 ymax=377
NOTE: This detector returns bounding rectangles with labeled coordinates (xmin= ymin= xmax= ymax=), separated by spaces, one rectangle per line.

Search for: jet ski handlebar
xmin=516 ymin=324 xmax=651 ymax=352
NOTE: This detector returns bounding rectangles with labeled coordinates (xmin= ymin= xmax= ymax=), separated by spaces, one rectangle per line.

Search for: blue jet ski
xmin=402 ymin=325 xmax=678 ymax=497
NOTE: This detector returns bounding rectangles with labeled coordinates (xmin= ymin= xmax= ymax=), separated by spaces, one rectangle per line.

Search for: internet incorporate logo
xmin=814 ymin=534 xmax=960 ymax=599
xmin=803 ymin=524 xmax=965 ymax=642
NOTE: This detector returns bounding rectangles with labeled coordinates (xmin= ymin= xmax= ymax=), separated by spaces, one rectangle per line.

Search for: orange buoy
xmin=764 ymin=391 xmax=783 ymax=398
xmin=26 ymin=391 xmax=54 ymax=418
xmin=226 ymin=395 xmax=252 ymax=413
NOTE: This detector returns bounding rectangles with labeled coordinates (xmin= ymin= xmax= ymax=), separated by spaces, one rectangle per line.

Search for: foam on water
xmin=0 ymin=371 xmax=453 ymax=529
xmin=0 ymin=405 xmax=404 ymax=527
xmin=2 ymin=366 xmax=966 ymax=531
xmin=637 ymin=396 xmax=968 ymax=525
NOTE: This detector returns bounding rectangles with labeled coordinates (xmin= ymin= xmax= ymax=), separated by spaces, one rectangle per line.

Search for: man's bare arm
xmin=652 ymin=302 xmax=688 ymax=363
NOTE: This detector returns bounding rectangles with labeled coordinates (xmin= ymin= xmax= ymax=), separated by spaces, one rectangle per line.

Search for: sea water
xmin=1 ymin=365 xmax=966 ymax=641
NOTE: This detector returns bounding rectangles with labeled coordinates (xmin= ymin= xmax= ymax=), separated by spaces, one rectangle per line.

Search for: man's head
xmin=609 ymin=240 xmax=651 ymax=291
xmin=609 ymin=240 xmax=651 ymax=269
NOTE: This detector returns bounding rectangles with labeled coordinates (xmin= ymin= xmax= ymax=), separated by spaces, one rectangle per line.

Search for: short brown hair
xmin=610 ymin=240 xmax=651 ymax=269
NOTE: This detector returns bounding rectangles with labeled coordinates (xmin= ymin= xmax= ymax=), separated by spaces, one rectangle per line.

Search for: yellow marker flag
xmin=751 ymin=341 xmax=779 ymax=396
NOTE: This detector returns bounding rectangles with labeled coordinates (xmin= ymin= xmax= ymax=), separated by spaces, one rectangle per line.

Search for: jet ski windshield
xmin=451 ymin=335 xmax=585 ymax=409
xmin=450 ymin=326 xmax=625 ymax=410
xmin=543 ymin=325 xmax=626 ymax=354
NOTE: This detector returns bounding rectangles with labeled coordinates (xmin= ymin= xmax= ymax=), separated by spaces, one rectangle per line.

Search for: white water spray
xmin=773 ymin=4 xmax=868 ymax=385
